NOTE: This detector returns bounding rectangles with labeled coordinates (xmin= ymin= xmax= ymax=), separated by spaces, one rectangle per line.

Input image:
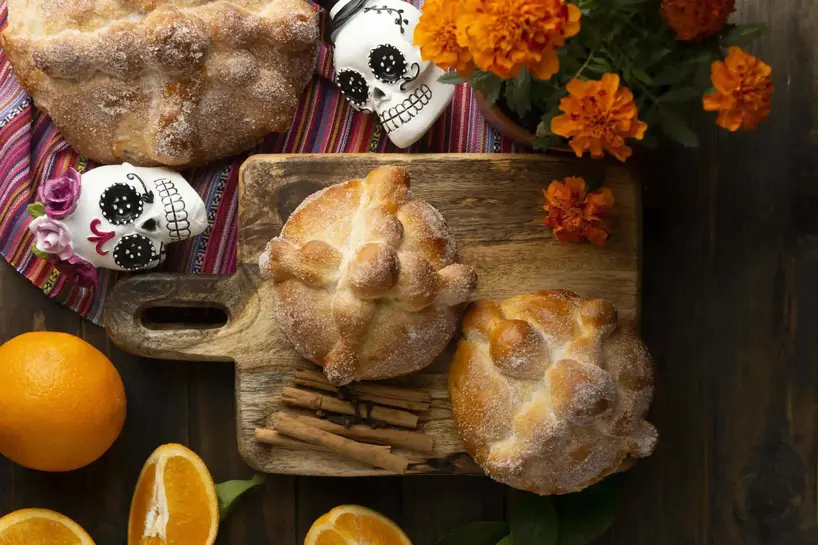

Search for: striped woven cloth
xmin=0 ymin=0 xmax=521 ymax=325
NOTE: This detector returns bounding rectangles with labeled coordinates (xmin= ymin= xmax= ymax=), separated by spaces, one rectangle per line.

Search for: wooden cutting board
xmin=104 ymin=154 xmax=641 ymax=476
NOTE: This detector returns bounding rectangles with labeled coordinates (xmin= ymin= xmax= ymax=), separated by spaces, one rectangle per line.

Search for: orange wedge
xmin=0 ymin=509 xmax=95 ymax=545
xmin=128 ymin=444 xmax=218 ymax=545
xmin=305 ymin=505 xmax=412 ymax=545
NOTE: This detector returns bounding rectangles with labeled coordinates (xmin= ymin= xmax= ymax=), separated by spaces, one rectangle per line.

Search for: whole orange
xmin=0 ymin=332 xmax=126 ymax=471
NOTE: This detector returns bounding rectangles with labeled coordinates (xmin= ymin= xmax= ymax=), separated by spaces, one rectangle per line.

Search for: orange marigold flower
xmin=456 ymin=0 xmax=581 ymax=80
xmin=550 ymin=73 xmax=647 ymax=162
xmin=660 ymin=0 xmax=735 ymax=41
xmin=703 ymin=46 xmax=773 ymax=131
xmin=414 ymin=0 xmax=474 ymax=74
xmin=543 ymin=177 xmax=614 ymax=245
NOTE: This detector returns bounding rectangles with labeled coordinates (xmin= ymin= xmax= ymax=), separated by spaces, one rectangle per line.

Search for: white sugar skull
xmin=328 ymin=0 xmax=455 ymax=148
xmin=29 ymin=163 xmax=208 ymax=279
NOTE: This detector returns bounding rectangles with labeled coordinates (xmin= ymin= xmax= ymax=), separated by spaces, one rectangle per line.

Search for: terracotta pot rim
xmin=473 ymin=90 xmax=535 ymax=146
xmin=473 ymin=90 xmax=573 ymax=154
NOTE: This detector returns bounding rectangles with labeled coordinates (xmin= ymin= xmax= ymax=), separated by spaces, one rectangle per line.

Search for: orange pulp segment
xmin=0 ymin=509 xmax=95 ymax=545
xmin=305 ymin=505 xmax=412 ymax=545
xmin=128 ymin=444 xmax=218 ymax=545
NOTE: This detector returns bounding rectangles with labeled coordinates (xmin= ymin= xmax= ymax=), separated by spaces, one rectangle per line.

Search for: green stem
xmin=573 ymin=51 xmax=596 ymax=80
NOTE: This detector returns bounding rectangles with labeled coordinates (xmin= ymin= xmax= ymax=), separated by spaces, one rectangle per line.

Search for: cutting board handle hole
xmin=140 ymin=306 xmax=228 ymax=330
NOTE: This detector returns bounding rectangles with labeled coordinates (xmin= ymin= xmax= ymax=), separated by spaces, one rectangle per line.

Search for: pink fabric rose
xmin=37 ymin=168 xmax=81 ymax=219
xmin=55 ymin=255 xmax=98 ymax=287
xmin=29 ymin=216 xmax=74 ymax=260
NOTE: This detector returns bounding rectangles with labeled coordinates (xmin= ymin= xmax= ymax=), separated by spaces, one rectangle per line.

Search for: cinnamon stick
xmin=273 ymin=413 xmax=410 ymax=474
xmin=281 ymin=387 xmax=419 ymax=429
xmin=294 ymin=369 xmax=431 ymax=404
xmin=294 ymin=377 xmax=431 ymax=412
xmin=254 ymin=428 xmax=390 ymax=454
xmin=292 ymin=414 xmax=434 ymax=453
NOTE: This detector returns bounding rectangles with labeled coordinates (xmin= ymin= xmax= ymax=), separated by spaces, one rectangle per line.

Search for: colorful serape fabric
xmin=0 ymin=0 xmax=522 ymax=325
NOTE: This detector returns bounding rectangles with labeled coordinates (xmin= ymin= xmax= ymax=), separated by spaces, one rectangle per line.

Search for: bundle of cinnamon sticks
xmin=254 ymin=369 xmax=434 ymax=474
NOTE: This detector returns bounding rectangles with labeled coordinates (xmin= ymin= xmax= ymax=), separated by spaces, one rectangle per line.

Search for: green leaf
xmin=438 ymin=72 xmax=466 ymax=85
xmin=632 ymin=68 xmax=653 ymax=85
xmin=27 ymin=202 xmax=46 ymax=218
xmin=658 ymin=87 xmax=703 ymax=103
xmin=623 ymin=44 xmax=641 ymax=59
xmin=215 ymin=474 xmax=266 ymax=521
xmin=434 ymin=522 xmax=510 ymax=545
xmin=505 ymin=70 xmax=533 ymax=117
xmin=554 ymin=475 xmax=625 ymax=545
xmin=621 ymin=65 xmax=632 ymax=83
xmin=659 ymin=107 xmax=700 ymax=148
xmin=31 ymin=244 xmax=49 ymax=260
xmin=535 ymin=110 xmax=558 ymax=137
xmin=721 ymin=23 xmax=767 ymax=46
xmin=531 ymin=81 xmax=565 ymax=111
xmin=532 ymin=135 xmax=564 ymax=151
xmin=496 ymin=536 xmax=514 ymax=545
xmin=588 ymin=57 xmax=613 ymax=74
xmin=471 ymin=72 xmax=504 ymax=106
xmin=653 ymin=64 xmax=696 ymax=86
xmin=647 ymin=48 xmax=673 ymax=67
xmin=485 ymin=82 xmax=503 ymax=105
xmin=510 ymin=494 xmax=559 ymax=545
xmin=683 ymin=50 xmax=715 ymax=65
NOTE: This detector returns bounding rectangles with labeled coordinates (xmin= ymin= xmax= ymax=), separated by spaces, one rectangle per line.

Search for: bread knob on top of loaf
xmin=259 ymin=166 xmax=478 ymax=385
xmin=449 ymin=290 xmax=657 ymax=495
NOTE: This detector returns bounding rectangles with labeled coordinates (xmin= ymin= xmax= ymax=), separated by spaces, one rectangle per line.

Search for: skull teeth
xmin=378 ymin=84 xmax=432 ymax=134
xmin=155 ymin=178 xmax=192 ymax=241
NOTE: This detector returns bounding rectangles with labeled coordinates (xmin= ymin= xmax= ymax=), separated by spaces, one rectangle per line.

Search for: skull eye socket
xmin=100 ymin=183 xmax=144 ymax=225
xmin=113 ymin=234 xmax=158 ymax=271
xmin=369 ymin=44 xmax=407 ymax=84
xmin=337 ymin=69 xmax=369 ymax=106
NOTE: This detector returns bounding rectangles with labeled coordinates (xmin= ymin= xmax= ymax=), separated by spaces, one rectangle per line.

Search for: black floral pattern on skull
xmin=99 ymin=183 xmax=144 ymax=225
xmin=369 ymin=44 xmax=407 ymax=84
xmin=112 ymin=234 xmax=159 ymax=270
xmin=337 ymin=69 xmax=370 ymax=108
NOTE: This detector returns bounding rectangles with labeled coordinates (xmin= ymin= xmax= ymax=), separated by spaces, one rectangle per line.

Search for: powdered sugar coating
xmin=450 ymin=291 xmax=657 ymax=495
xmin=259 ymin=166 xmax=478 ymax=385
xmin=1 ymin=0 xmax=319 ymax=167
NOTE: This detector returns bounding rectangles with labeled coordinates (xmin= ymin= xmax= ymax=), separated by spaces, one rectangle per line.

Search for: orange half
xmin=128 ymin=444 xmax=218 ymax=545
xmin=0 ymin=509 xmax=95 ymax=545
xmin=305 ymin=505 xmax=412 ymax=545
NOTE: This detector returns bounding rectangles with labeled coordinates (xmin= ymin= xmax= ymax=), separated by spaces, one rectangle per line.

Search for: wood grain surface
xmin=104 ymin=154 xmax=641 ymax=476
xmin=2 ymin=1 xmax=816 ymax=542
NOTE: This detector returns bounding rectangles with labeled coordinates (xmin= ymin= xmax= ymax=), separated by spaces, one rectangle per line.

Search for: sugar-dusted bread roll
xmin=450 ymin=290 xmax=657 ymax=495
xmin=259 ymin=166 xmax=478 ymax=386
xmin=0 ymin=0 xmax=318 ymax=167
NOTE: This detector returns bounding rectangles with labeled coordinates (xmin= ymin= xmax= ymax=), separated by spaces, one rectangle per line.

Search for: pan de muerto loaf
xmin=0 ymin=0 xmax=318 ymax=167
xmin=449 ymin=290 xmax=657 ymax=494
xmin=259 ymin=166 xmax=478 ymax=385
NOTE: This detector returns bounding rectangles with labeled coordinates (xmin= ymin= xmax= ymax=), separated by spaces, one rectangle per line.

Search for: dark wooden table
xmin=2 ymin=0 xmax=816 ymax=543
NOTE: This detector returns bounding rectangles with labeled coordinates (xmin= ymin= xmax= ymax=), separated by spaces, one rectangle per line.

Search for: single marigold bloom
xmin=456 ymin=0 xmax=581 ymax=80
xmin=543 ymin=177 xmax=614 ymax=245
xmin=551 ymin=74 xmax=647 ymax=162
xmin=414 ymin=0 xmax=474 ymax=74
xmin=660 ymin=0 xmax=735 ymax=41
xmin=703 ymin=46 xmax=773 ymax=131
